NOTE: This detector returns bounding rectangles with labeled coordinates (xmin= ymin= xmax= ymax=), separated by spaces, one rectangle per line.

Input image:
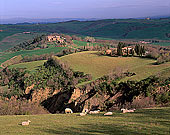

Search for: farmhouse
xmin=122 ymin=47 xmax=132 ymax=55
xmin=146 ymin=17 xmax=151 ymax=20
xmin=106 ymin=49 xmax=112 ymax=55
xmin=105 ymin=48 xmax=117 ymax=55
xmin=139 ymin=41 xmax=150 ymax=44
xmin=47 ymin=35 xmax=61 ymax=42
xmin=23 ymin=32 xmax=31 ymax=34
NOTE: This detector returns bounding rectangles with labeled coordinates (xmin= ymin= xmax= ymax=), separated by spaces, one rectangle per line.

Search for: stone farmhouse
xmin=122 ymin=47 xmax=133 ymax=55
xmin=106 ymin=47 xmax=132 ymax=56
xmin=47 ymin=35 xmax=61 ymax=42
xmin=47 ymin=35 xmax=65 ymax=43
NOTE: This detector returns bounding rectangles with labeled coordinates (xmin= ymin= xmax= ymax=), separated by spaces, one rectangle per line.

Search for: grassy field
xmin=8 ymin=60 xmax=47 ymax=72
xmin=150 ymin=42 xmax=170 ymax=46
xmin=0 ymin=47 xmax=66 ymax=67
xmin=60 ymin=51 xmax=170 ymax=81
xmin=73 ymin=40 xmax=101 ymax=48
xmin=0 ymin=107 xmax=170 ymax=135
xmin=0 ymin=25 xmax=23 ymax=42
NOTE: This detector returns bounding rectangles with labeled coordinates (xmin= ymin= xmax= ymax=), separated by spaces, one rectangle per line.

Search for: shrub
xmin=0 ymin=97 xmax=48 ymax=115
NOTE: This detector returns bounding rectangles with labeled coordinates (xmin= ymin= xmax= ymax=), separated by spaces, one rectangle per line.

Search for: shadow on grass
xmin=41 ymin=123 xmax=142 ymax=135
xmin=134 ymin=108 xmax=170 ymax=127
xmin=39 ymin=108 xmax=170 ymax=135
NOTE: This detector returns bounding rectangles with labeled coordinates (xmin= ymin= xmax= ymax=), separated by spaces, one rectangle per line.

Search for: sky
xmin=0 ymin=0 xmax=170 ymax=19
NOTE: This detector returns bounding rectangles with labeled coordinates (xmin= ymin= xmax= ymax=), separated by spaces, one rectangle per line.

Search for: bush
xmin=0 ymin=97 xmax=48 ymax=115
xmin=146 ymin=50 xmax=160 ymax=59
xmin=156 ymin=53 xmax=170 ymax=65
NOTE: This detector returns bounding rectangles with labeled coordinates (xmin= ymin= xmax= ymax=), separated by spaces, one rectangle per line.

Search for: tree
xmin=117 ymin=42 xmax=123 ymax=56
xmin=141 ymin=46 xmax=146 ymax=56
xmin=135 ymin=44 xmax=140 ymax=55
xmin=135 ymin=44 xmax=145 ymax=56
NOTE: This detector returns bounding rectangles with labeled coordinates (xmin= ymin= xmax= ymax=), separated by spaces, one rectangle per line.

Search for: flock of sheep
xmin=65 ymin=108 xmax=136 ymax=116
xmin=21 ymin=108 xmax=136 ymax=126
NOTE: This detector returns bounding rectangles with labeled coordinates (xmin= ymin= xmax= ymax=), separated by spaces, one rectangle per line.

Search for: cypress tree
xmin=142 ymin=46 xmax=146 ymax=55
xmin=117 ymin=42 xmax=123 ymax=56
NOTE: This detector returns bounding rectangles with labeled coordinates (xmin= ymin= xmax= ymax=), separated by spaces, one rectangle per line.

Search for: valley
xmin=0 ymin=18 xmax=170 ymax=135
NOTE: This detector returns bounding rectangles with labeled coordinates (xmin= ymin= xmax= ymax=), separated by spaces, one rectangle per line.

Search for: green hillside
xmin=0 ymin=47 xmax=66 ymax=67
xmin=0 ymin=107 xmax=170 ymax=135
xmin=60 ymin=51 xmax=170 ymax=81
xmin=1 ymin=19 xmax=170 ymax=41
xmin=73 ymin=40 xmax=101 ymax=48
xmin=0 ymin=25 xmax=23 ymax=42
xmin=0 ymin=32 xmax=42 ymax=52
xmin=8 ymin=60 xmax=47 ymax=72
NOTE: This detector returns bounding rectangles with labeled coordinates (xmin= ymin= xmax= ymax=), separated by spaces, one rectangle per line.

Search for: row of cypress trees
xmin=117 ymin=42 xmax=145 ymax=56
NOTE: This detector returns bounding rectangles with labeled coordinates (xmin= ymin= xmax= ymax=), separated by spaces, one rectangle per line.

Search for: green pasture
xmin=0 ymin=25 xmax=23 ymax=42
xmin=8 ymin=60 xmax=47 ymax=72
xmin=150 ymin=42 xmax=170 ymax=46
xmin=60 ymin=51 xmax=170 ymax=81
xmin=73 ymin=40 xmax=101 ymax=48
xmin=0 ymin=47 xmax=66 ymax=67
xmin=0 ymin=107 xmax=170 ymax=135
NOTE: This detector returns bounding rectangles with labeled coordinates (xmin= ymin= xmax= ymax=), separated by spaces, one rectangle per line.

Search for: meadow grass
xmin=150 ymin=42 xmax=170 ymax=46
xmin=8 ymin=60 xmax=47 ymax=72
xmin=60 ymin=51 xmax=170 ymax=81
xmin=0 ymin=47 xmax=66 ymax=67
xmin=73 ymin=40 xmax=101 ymax=48
xmin=0 ymin=107 xmax=170 ymax=135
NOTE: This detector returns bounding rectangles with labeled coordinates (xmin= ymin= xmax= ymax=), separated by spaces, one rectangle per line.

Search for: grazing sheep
xmin=121 ymin=108 xmax=136 ymax=113
xmin=79 ymin=112 xmax=87 ymax=116
xmin=89 ymin=110 xmax=100 ymax=114
xmin=65 ymin=108 xmax=73 ymax=114
xmin=104 ymin=112 xmax=113 ymax=116
xmin=22 ymin=120 xmax=31 ymax=126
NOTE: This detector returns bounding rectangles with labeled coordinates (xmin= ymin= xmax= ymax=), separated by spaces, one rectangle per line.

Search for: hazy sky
xmin=1 ymin=0 xmax=170 ymax=19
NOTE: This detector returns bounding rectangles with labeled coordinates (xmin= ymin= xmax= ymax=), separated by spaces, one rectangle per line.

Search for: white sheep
xmin=22 ymin=120 xmax=31 ymax=126
xmin=121 ymin=108 xmax=136 ymax=113
xmin=104 ymin=112 xmax=113 ymax=116
xmin=65 ymin=108 xmax=73 ymax=114
xmin=89 ymin=110 xmax=100 ymax=114
xmin=79 ymin=112 xmax=87 ymax=116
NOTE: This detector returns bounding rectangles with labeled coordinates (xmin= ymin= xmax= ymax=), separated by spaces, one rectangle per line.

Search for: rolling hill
xmin=60 ymin=51 xmax=170 ymax=81
xmin=0 ymin=32 xmax=43 ymax=52
xmin=1 ymin=19 xmax=170 ymax=41
xmin=8 ymin=51 xmax=170 ymax=81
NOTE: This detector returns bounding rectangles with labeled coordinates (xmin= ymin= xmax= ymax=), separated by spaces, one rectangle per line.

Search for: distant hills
xmin=1 ymin=18 xmax=170 ymax=40
xmin=0 ymin=18 xmax=99 ymax=24
xmin=1 ymin=15 xmax=170 ymax=24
